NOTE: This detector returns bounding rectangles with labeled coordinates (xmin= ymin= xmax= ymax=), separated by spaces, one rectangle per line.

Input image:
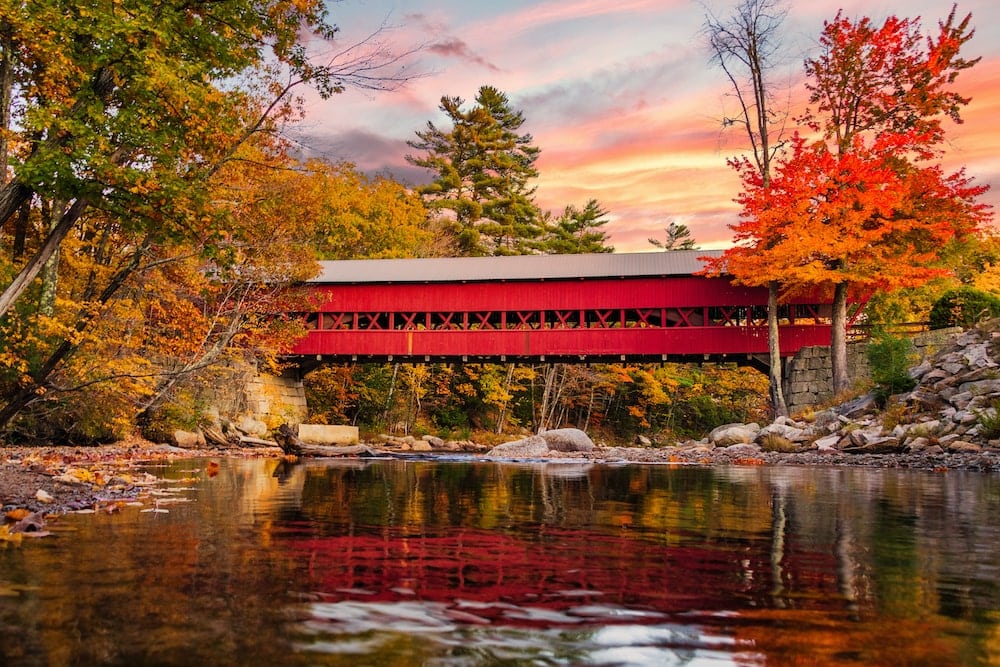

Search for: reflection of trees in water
xmin=3 ymin=460 xmax=997 ymax=665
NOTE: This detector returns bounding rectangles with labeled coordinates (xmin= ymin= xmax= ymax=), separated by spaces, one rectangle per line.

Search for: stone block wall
xmin=784 ymin=342 xmax=870 ymax=411
xmin=784 ymin=327 xmax=962 ymax=413
xmin=243 ymin=372 xmax=308 ymax=428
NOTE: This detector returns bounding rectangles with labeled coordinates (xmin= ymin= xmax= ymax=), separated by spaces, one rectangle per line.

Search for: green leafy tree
xmin=648 ymin=221 xmax=697 ymax=251
xmin=866 ymin=330 xmax=916 ymax=405
xmin=929 ymin=287 xmax=1000 ymax=330
xmin=539 ymin=199 xmax=613 ymax=254
xmin=0 ymin=1 xmax=415 ymax=432
xmin=406 ymin=85 xmax=543 ymax=256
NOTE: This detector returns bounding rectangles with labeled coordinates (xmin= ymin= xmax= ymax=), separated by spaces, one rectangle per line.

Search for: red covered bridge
xmin=290 ymin=251 xmax=841 ymax=368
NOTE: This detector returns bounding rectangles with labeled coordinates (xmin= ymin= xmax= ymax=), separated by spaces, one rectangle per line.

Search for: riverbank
xmin=3 ymin=435 xmax=998 ymax=521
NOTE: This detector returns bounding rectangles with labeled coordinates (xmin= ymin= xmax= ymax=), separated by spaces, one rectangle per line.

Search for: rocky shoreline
xmin=1 ymin=434 xmax=996 ymax=523
xmin=5 ymin=321 xmax=1000 ymax=521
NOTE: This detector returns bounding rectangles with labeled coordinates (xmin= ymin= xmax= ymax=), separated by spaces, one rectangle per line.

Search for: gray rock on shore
xmin=538 ymin=428 xmax=595 ymax=452
xmin=486 ymin=428 xmax=595 ymax=457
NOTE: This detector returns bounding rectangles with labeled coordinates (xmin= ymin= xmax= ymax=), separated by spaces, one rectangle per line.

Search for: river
xmin=0 ymin=457 xmax=997 ymax=665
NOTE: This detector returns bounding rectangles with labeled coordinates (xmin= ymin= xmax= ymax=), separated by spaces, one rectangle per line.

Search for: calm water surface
xmin=0 ymin=458 xmax=997 ymax=666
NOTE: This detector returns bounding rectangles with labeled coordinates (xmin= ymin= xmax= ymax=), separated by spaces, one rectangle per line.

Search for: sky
xmin=295 ymin=0 xmax=1000 ymax=252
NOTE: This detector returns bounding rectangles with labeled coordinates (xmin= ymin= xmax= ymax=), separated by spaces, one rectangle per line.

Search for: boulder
xmin=236 ymin=415 xmax=268 ymax=438
xmin=759 ymin=422 xmax=812 ymax=442
xmin=422 ymin=435 xmax=445 ymax=449
xmin=813 ymin=434 xmax=841 ymax=451
xmin=538 ymin=428 xmax=595 ymax=452
xmin=173 ymin=429 xmax=206 ymax=449
xmin=709 ymin=423 xmax=757 ymax=447
xmin=487 ymin=435 xmax=550 ymax=458
xmin=834 ymin=393 xmax=879 ymax=418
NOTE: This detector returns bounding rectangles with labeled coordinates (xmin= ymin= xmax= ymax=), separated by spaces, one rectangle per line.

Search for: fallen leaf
xmin=5 ymin=509 xmax=30 ymax=522
xmin=0 ymin=526 xmax=23 ymax=545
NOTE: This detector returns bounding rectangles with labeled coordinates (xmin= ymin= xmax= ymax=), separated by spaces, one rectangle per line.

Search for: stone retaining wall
xmin=785 ymin=327 xmax=963 ymax=413
xmin=243 ymin=372 xmax=308 ymax=428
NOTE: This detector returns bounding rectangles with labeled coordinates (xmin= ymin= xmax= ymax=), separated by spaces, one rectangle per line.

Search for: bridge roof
xmin=310 ymin=250 xmax=725 ymax=285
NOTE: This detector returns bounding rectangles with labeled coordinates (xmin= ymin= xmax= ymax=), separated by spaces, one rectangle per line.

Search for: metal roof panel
xmin=310 ymin=250 xmax=723 ymax=284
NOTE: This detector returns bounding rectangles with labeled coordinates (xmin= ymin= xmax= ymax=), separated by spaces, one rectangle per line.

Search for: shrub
xmin=974 ymin=399 xmax=1000 ymax=440
xmin=928 ymin=287 xmax=1000 ymax=330
xmin=866 ymin=331 xmax=916 ymax=407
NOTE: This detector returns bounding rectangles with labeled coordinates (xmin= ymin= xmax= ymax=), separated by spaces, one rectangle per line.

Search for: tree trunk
xmin=0 ymin=28 xmax=12 ymax=186
xmin=0 ymin=180 xmax=32 ymax=232
xmin=768 ymin=281 xmax=788 ymax=417
xmin=0 ymin=237 xmax=142 ymax=429
xmin=831 ymin=282 xmax=849 ymax=395
xmin=39 ymin=199 xmax=67 ymax=316
xmin=494 ymin=363 xmax=515 ymax=434
xmin=0 ymin=197 xmax=89 ymax=319
xmin=11 ymin=200 xmax=29 ymax=260
xmin=382 ymin=363 xmax=399 ymax=430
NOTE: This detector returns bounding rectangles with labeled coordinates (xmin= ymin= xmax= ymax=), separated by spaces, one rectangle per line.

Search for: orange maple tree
xmin=707 ymin=5 xmax=992 ymax=394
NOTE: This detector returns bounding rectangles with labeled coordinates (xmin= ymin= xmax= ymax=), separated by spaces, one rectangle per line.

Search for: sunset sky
xmin=298 ymin=0 xmax=1000 ymax=252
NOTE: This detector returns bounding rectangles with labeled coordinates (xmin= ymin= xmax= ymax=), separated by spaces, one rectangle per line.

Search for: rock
xmin=813 ymin=434 xmax=841 ymax=451
xmin=487 ymin=435 xmax=550 ymax=458
xmin=810 ymin=409 xmax=840 ymax=430
xmin=947 ymin=440 xmax=982 ymax=453
xmin=173 ymin=429 xmax=206 ymax=449
xmin=411 ymin=440 xmax=433 ymax=452
xmin=636 ymin=435 xmax=653 ymax=446
xmin=759 ymin=422 xmax=812 ymax=442
xmin=422 ymin=435 xmax=445 ymax=448
xmin=955 ymin=410 xmax=979 ymax=425
xmin=844 ymin=437 xmax=903 ymax=454
xmin=236 ymin=415 xmax=268 ymax=438
xmin=538 ymin=428 xmax=595 ymax=452
xmin=962 ymin=343 xmax=996 ymax=369
xmin=906 ymin=388 xmax=944 ymax=411
xmin=958 ymin=378 xmax=1000 ymax=397
xmin=834 ymin=393 xmax=878 ymax=418
xmin=709 ymin=423 xmax=757 ymax=446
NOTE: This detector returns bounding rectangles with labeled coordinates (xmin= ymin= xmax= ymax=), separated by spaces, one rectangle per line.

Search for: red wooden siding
xmin=290 ymin=274 xmax=836 ymax=363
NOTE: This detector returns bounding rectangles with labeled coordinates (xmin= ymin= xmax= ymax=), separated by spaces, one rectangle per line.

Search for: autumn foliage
xmin=706 ymin=5 xmax=992 ymax=393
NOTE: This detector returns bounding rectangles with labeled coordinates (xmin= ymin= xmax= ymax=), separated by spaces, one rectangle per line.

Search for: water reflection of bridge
xmin=290 ymin=251 xmax=840 ymax=369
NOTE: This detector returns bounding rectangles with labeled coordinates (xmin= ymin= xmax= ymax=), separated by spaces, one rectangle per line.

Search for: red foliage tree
xmin=707 ymin=5 xmax=992 ymax=394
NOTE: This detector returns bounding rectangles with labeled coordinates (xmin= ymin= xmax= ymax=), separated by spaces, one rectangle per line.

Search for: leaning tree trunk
xmin=0 ymin=197 xmax=89 ymax=319
xmin=830 ymin=282 xmax=849 ymax=395
xmin=768 ymin=281 xmax=788 ymax=417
